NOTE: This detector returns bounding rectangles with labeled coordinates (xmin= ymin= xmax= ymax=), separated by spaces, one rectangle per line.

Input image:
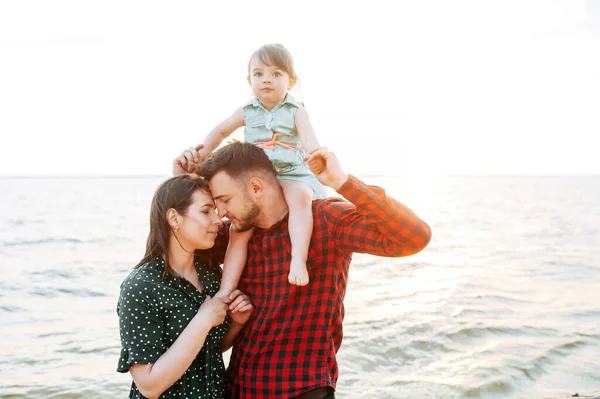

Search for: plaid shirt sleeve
xmin=326 ymin=174 xmax=432 ymax=256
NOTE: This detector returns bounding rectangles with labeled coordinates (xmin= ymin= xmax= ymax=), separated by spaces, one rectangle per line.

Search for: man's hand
xmin=305 ymin=147 xmax=348 ymax=191
xmin=227 ymin=289 xmax=254 ymax=326
xmin=172 ymin=144 xmax=205 ymax=175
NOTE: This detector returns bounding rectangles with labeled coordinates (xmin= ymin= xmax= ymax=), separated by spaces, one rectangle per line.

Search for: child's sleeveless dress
xmin=243 ymin=94 xmax=326 ymax=199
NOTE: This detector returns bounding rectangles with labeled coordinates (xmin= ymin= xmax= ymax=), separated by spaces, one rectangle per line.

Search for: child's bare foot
xmin=288 ymin=258 xmax=309 ymax=286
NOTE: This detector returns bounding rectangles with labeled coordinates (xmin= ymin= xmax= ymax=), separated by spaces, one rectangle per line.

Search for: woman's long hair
xmin=135 ymin=174 xmax=211 ymax=279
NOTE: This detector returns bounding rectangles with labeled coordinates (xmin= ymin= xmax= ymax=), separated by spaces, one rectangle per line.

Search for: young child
xmin=195 ymin=44 xmax=326 ymax=295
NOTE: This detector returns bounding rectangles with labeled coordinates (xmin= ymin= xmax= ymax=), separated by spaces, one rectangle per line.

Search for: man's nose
xmin=217 ymin=207 xmax=227 ymax=218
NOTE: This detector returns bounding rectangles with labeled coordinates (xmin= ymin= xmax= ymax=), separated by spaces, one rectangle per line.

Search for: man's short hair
xmin=198 ymin=140 xmax=276 ymax=183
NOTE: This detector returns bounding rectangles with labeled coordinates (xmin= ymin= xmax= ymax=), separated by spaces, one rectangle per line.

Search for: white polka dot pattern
xmin=116 ymin=257 xmax=231 ymax=398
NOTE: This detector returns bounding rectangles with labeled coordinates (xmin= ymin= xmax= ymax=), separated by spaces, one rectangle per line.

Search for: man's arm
xmin=305 ymin=148 xmax=432 ymax=256
xmin=325 ymin=177 xmax=431 ymax=256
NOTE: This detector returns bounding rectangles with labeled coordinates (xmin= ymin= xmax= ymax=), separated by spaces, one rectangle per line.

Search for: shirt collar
xmin=244 ymin=93 xmax=302 ymax=109
xmin=281 ymin=93 xmax=301 ymax=108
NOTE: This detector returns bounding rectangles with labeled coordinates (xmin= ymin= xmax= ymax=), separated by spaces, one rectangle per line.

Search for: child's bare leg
xmin=279 ymin=180 xmax=314 ymax=286
xmin=215 ymin=226 xmax=253 ymax=298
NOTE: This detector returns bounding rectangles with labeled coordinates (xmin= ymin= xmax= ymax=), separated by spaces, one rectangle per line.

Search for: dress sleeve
xmin=321 ymin=174 xmax=432 ymax=256
xmin=116 ymin=276 xmax=166 ymax=373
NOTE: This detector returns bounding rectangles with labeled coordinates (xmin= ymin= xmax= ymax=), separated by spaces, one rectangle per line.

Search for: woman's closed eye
xmin=200 ymin=205 xmax=217 ymax=214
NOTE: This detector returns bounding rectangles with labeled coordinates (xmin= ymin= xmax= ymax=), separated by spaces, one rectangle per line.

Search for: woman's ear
xmin=166 ymin=208 xmax=180 ymax=231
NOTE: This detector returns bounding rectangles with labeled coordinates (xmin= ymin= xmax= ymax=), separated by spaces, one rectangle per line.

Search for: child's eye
xmin=274 ymin=72 xmax=281 ymax=77
xmin=254 ymin=72 xmax=262 ymax=77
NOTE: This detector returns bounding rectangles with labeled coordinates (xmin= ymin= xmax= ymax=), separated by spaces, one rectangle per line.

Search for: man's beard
xmin=231 ymin=197 xmax=260 ymax=232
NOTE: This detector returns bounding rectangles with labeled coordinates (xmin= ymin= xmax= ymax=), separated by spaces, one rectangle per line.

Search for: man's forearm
xmin=221 ymin=321 xmax=245 ymax=352
xmin=336 ymin=175 xmax=432 ymax=256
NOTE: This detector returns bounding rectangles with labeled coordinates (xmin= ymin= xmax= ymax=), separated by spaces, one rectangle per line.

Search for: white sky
xmin=0 ymin=0 xmax=598 ymax=176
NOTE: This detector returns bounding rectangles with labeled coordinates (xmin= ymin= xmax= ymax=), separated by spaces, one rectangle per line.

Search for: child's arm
xmin=295 ymin=107 xmax=325 ymax=173
xmin=294 ymin=107 xmax=321 ymax=153
xmin=198 ymin=107 xmax=245 ymax=162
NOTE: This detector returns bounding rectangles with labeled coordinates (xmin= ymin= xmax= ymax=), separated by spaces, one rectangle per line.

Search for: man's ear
xmin=247 ymin=176 xmax=265 ymax=198
xmin=166 ymin=208 xmax=180 ymax=231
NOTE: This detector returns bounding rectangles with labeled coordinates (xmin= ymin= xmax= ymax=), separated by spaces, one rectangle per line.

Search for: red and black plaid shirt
xmin=210 ymin=175 xmax=431 ymax=399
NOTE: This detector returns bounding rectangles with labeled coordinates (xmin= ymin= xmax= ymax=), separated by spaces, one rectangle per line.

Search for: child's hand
xmin=305 ymin=147 xmax=348 ymax=191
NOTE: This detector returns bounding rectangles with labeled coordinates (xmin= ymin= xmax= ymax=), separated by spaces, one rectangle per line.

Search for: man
xmin=173 ymin=142 xmax=431 ymax=399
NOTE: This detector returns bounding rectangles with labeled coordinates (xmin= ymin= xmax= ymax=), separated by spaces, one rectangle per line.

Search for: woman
xmin=116 ymin=174 xmax=253 ymax=399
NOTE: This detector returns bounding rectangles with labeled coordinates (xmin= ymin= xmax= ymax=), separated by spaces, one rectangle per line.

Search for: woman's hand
xmin=198 ymin=295 xmax=228 ymax=327
xmin=227 ymin=289 xmax=254 ymax=326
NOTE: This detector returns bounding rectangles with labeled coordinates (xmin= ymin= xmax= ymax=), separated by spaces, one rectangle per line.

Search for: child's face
xmin=247 ymin=58 xmax=294 ymax=110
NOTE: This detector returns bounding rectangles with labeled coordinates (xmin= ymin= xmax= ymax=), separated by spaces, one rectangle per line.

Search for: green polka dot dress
xmin=117 ymin=256 xmax=231 ymax=399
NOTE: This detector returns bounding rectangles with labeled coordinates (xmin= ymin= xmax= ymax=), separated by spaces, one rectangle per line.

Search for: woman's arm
xmin=129 ymin=296 xmax=228 ymax=399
